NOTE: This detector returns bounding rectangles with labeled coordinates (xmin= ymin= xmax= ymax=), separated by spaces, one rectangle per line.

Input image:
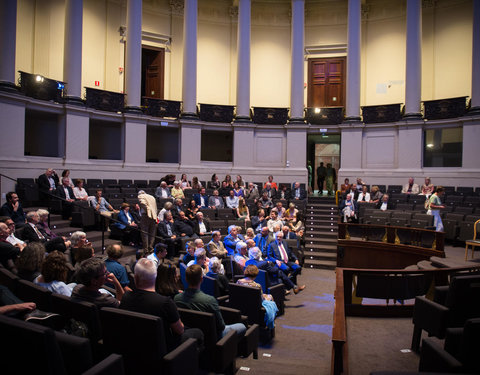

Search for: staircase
xmin=303 ymin=196 xmax=338 ymax=270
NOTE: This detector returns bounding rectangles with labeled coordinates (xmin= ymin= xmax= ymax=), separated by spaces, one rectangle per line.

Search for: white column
xmin=182 ymin=0 xmax=198 ymax=117
xmin=63 ymin=0 xmax=83 ymax=102
xmin=289 ymin=0 xmax=305 ymax=123
xmin=125 ymin=0 xmax=142 ymax=111
xmin=0 ymin=0 xmax=17 ymax=90
xmin=235 ymin=0 xmax=251 ymax=122
xmin=345 ymin=0 xmax=361 ymax=121
xmin=404 ymin=0 xmax=422 ymax=118
xmin=471 ymin=0 xmax=480 ymax=113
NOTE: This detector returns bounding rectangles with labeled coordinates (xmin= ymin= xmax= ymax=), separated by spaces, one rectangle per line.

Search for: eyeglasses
xmin=6 ymin=223 xmax=15 ymax=227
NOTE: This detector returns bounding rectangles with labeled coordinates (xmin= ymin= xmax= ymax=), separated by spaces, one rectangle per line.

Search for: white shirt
xmin=7 ymin=234 xmax=25 ymax=246
xmin=73 ymin=187 xmax=88 ymax=200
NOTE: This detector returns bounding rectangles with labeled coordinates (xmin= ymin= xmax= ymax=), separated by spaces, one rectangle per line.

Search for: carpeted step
xmin=303 ymin=258 xmax=337 ymax=270
xmin=430 ymin=256 xmax=472 ymax=268
xmin=304 ymin=244 xmax=337 ymax=252
xmin=304 ymin=251 xmax=337 ymax=262
xmin=416 ymin=260 xmax=437 ymax=270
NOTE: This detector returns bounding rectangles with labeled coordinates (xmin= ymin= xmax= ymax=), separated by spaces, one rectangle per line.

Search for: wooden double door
xmin=307 ymin=57 xmax=346 ymax=108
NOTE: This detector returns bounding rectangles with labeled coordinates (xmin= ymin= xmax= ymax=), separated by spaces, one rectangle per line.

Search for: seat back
xmin=16 ymin=279 xmax=52 ymax=311
xmin=254 ymin=269 xmax=268 ymax=293
xmin=446 ymin=275 xmax=480 ymax=326
xmin=228 ymin=282 xmax=264 ymax=326
xmin=100 ymin=307 xmax=167 ymax=375
xmin=0 ymin=266 xmax=19 ymax=292
xmin=0 ymin=314 xmax=66 ymax=375
xmin=177 ymin=307 xmax=220 ymax=347
xmin=51 ymin=293 xmax=102 ymax=342
xmin=201 ymin=275 xmax=221 ymax=298
xmin=179 ymin=262 xmax=187 ymax=289
xmin=54 ymin=330 xmax=94 ymax=375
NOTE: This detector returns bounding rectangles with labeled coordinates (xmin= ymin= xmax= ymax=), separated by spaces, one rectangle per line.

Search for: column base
xmin=63 ymin=96 xmax=84 ymax=106
xmin=468 ymin=106 xmax=480 ymax=116
xmin=403 ymin=112 xmax=423 ymax=120
xmin=288 ymin=117 xmax=306 ymax=124
xmin=234 ymin=115 xmax=252 ymax=123
xmin=0 ymin=81 xmax=18 ymax=92
xmin=124 ymin=106 xmax=143 ymax=114
xmin=181 ymin=112 xmax=198 ymax=120
xmin=344 ymin=116 xmax=362 ymax=123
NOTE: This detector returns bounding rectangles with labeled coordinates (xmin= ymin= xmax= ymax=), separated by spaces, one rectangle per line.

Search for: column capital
xmin=361 ymin=4 xmax=370 ymax=20
xmin=422 ymin=0 xmax=437 ymax=8
xmin=170 ymin=0 xmax=184 ymax=15
xmin=229 ymin=5 xmax=238 ymax=18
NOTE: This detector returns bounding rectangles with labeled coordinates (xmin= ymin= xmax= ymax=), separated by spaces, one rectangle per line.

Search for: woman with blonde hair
xmin=284 ymin=202 xmax=298 ymax=223
xmin=236 ymin=197 xmax=250 ymax=221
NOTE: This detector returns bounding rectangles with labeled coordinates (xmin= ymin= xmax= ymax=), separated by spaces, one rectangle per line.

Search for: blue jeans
xmin=222 ymin=322 xmax=246 ymax=338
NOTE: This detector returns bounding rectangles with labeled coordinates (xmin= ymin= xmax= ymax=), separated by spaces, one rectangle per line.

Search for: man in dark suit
xmin=173 ymin=211 xmax=197 ymax=240
xmin=376 ymin=194 xmax=395 ymax=211
xmin=193 ymin=188 xmax=209 ymax=209
xmin=55 ymin=177 xmax=75 ymax=219
xmin=261 ymin=182 xmax=277 ymax=200
xmin=245 ymin=246 xmax=301 ymax=294
xmin=22 ymin=211 xmax=66 ymax=252
xmin=267 ymin=231 xmax=304 ymax=291
xmin=37 ymin=168 xmax=59 ymax=201
xmin=0 ymin=192 xmax=26 ymax=227
xmin=291 ymin=182 xmax=306 ymax=200
xmin=193 ymin=211 xmax=211 ymax=236
xmin=158 ymin=212 xmax=180 ymax=259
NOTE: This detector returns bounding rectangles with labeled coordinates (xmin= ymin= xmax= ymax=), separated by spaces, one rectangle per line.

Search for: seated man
xmin=208 ymin=190 xmax=224 ymax=209
xmin=173 ymin=211 xmax=197 ymax=240
xmin=22 ymin=211 xmax=67 ymax=252
xmin=0 ymin=222 xmax=22 ymax=269
xmin=291 ymin=182 xmax=306 ymax=200
xmin=254 ymin=226 xmax=271 ymax=257
xmin=267 ymin=231 xmax=304 ymax=289
xmin=172 ymin=198 xmax=184 ymax=218
xmin=182 ymin=241 xmax=196 ymax=265
xmin=251 ymin=209 xmax=268 ymax=234
xmin=271 ymin=202 xmax=286 ymax=219
xmin=244 ymin=183 xmax=260 ymax=201
xmin=187 ymin=248 xmax=210 ymax=275
xmin=71 ymin=257 xmax=124 ymax=308
xmin=225 ymin=189 xmax=239 ymax=209
xmin=155 ymin=181 xmax=171 ymax=199
xmin=246 ymin=247 xmax=302 ymax=294
xmin=0 ymin=192 xmax=25 ymax=227
xmin=267 ymin=210 xmax=283 ymax=233
xmin=147 ymin=243 xmax=173 ymax=267
xmin=339 ymin=194 xmax=357 ymax=223
xmin=377 ymin=194 xmax=394 ymax=211
xmin=120 ymin=258 xmax=204 ymax=352
xmin=194 ymin=211 xmax=211 ymax=236
xmin=0 ymin=216 xmax=25 ymax=251
xmin=174 ymin=264 xmax=246 ymax=339
xmin=158 ymin=212 xmax=180 ymax=259
xmin=193 ymin=188 xmax=209 ymax=209
xmin=259 ymin=192 xmax=273 ymax=214
xmin=223 ymin=225 xmax=243 ymax=256
xmin=233 ymin=241 xmax=248 ymax=269
xmin=105 ymin=244 xmax=132 ymax=291
xmin=55 ymin=177 xmax=75 ymax=219
xmin=282 ymin=225 xmax=296 ymax=240
xmin=261 ymin=182 xmax=277 ymax=200
xmin=277 ymin=184 xmax=291 ymax=201
xmin=37 ymin=168 xmax=59 ymax=201
xmin=402 ymin=177 xmax=420 ymax=194
xmin=207 ymin=231 xmax=228 ymax=259
xmin=263 ymin=175 xmax=278 ymax=190
xmin=91 ymin=190 xmax=118 ymax=229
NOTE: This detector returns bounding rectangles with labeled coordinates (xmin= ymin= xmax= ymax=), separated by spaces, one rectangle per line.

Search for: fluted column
xmin=404 ymin=0 xmax=422 ymax=118
xmin=124 ymin=0 xmax=142 ymax=111
xmin=63 ymin=0 xmax=83 ymax=104
xmin=0 ymin=0 xmax=17 ymax=91
xmin=345 ymin=0 xmax=361 ymax=121
xmin=471 ymin=0 xmax=480 ymax=113
xmin=289 ymin=0 xmax=305 ymax=123
xmin=235 ymin=0 xmax=251 ymax=122
xmin=182 ymin=0 xmax=198 ymax=118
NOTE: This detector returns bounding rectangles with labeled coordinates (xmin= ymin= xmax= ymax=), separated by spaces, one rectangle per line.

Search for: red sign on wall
xmin=95 ymin=81 xmax=100 ymax=86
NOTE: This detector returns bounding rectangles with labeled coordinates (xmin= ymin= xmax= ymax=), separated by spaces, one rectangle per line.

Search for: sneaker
xmin=293 ymin=285 xmax=306 ymax=294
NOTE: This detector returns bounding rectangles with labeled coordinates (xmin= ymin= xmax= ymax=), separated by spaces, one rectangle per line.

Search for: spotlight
xmin=314 ymin=107 xmax=321 ymax=114
xmin=35 ymin=75 xmax=44 ymax=83
xmin=426 ymin=143 xmax=434 ymax=148
xmin=57 ymin=82 xmax=64 ymax=90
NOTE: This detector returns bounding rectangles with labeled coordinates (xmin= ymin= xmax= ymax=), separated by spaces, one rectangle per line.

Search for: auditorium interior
xmin=0 ymin=0 xmax=480 ymax=374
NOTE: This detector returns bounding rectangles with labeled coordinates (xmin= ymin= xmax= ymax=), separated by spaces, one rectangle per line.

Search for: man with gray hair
xmin=187 ymin=248 xmax=209 ymax=275
xmin=207 ymin=231 xmax=227 ymax=259
xmin=120 ymin=258 xmax=204 ymax=351
xmin=138 ymin=190 xmax=158 ymax=254
xmin=71 ymin=257 xmax=124 ymax=308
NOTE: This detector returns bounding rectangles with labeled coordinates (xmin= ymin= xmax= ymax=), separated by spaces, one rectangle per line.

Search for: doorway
xmin=307 ymin=133 xmax=341 ymax=194
xmin=307 ymin=57 xmax=346 ymax=108
xmin=141 ymin=46 xmax=165 ymax=99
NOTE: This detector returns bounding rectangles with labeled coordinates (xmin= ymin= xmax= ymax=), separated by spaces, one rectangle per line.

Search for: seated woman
xmin=245 ymin=227 xmax=255 ymax=241
xmin=73 ymin=179 xmax=88 ymax=201
xmin=233 ymin=182 xmax=244 ymax=197
xmin=34 ymin=250 xmax=75 ymax=296
xmin=155 ymin=263 xmax=182 ymax=298
xmin=237 ymin=265 xmax=278 ymax=329
xmin=170 ymin=180 xmax=185 ymax=199
xmin=224 ymin=174 xmax=234 ymax=188
xmin=191 ymin=176 xmax=202 ymax=190
xmin=236 ymin=197 xmax=250 ymax=221
xmin=180 ymin=173 xmax=192 ymax=190
xmin=421 ymin=177 xmax=435 ymax=197
xmin=283 ymin=203 xmax=298 ymax=223
xmin=68 ymin=231 xmax=87 ymax=266
xmin=15 ymin=242 xmax=45 ymax=282
xmin=36 ymin=209 xmax=71 ymax=252
xmin=210 ymin=174 xmax=221 ymax=190
xmin=185 ymin=199 xmax=198 ymax=221
xmin=113 ymin=203 xmax=140 ymax=246
xmin=206 ymin=257 xmax=229 ymax=296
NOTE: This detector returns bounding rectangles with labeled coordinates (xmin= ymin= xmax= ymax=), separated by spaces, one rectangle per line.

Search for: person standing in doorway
xmin=325 ymin=163 xmax=336 ymax=196
xmin=316 ymin=162 xmax=327 ymax=196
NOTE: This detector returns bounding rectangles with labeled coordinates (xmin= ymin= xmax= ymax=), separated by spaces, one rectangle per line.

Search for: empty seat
xmin=134 ymin=179 xmax=148 ymax=188
xmin=455 ymin=186 xmax=474 ymax=196
xmin=454 ymin=206 xmax=474 ymax=215
xmin=121 ymin=187 xmax=137 ymax=195
xmin=102 ymin=179 xmax=119 ymax=187
xmin=391 ymin=211 xmax=413 ymax=220
xmin=118 ymin=179 xmax=133 ymax=186
xmin=413 ymin=213 xmax=434 ymax=226
xmin=445 ymin=195 xmax=464 ymax=206
xmin=395 ymin=203 xmax=414 ymax=211
xmin=387 ymin=185 xmax=402 ymax=193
